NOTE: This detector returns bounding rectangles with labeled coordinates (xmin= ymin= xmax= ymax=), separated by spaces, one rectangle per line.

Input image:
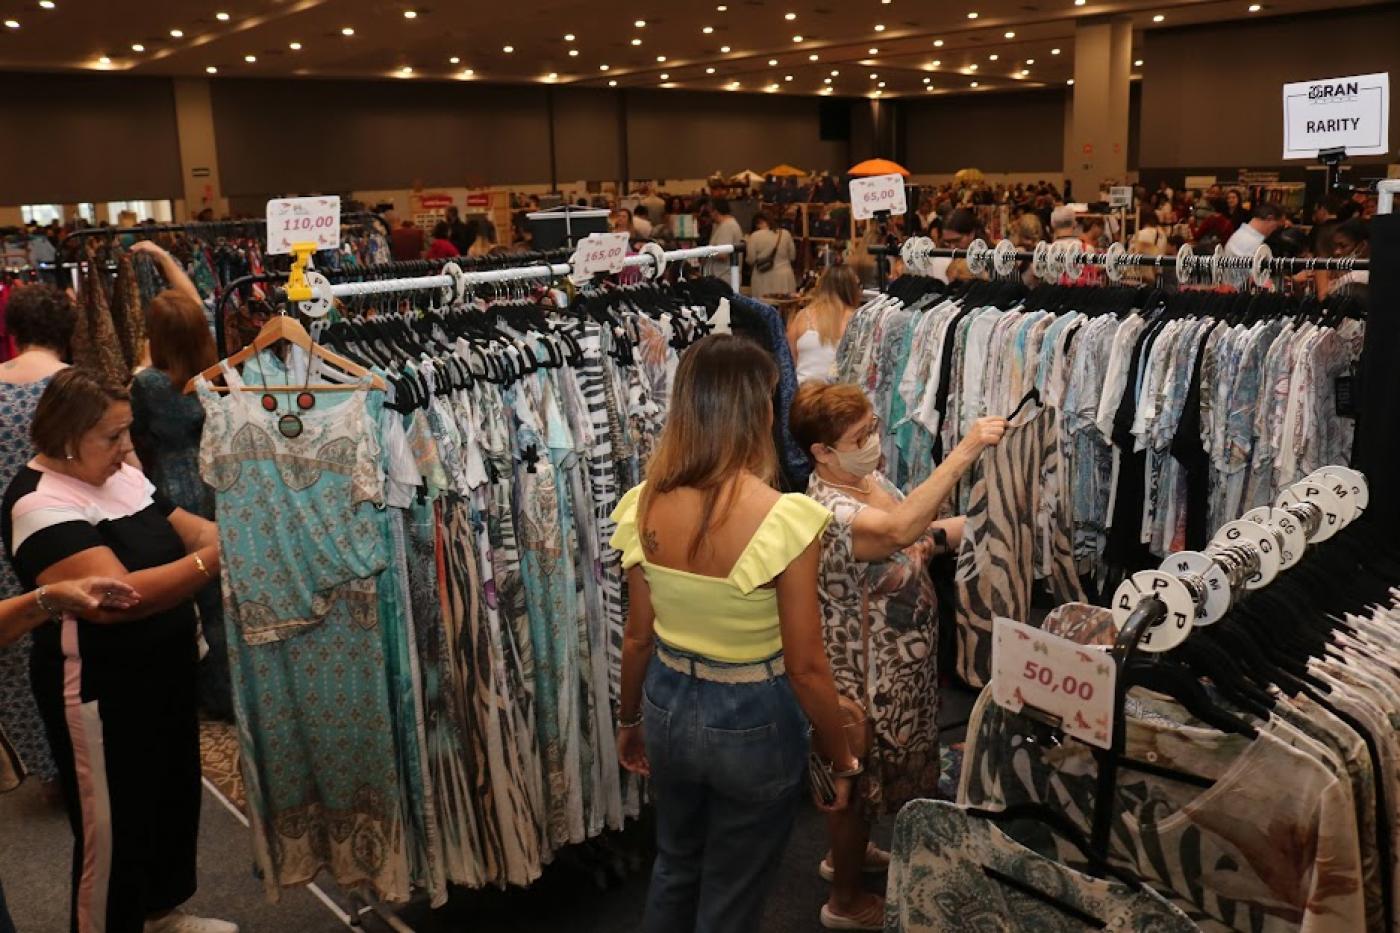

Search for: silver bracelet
xmin=831 ymin=760 xmax=865 ymax=779
xmin=34 ymin=586 xmax=59 ymax=618
xmin=617 ymin=713 xmax=643 ymax=729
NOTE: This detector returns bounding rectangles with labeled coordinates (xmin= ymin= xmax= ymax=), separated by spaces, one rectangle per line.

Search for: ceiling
xmin=0 ymin=0 xmax=1378 ymax=98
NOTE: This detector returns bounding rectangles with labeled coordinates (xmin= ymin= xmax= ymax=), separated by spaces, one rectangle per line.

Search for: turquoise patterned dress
xmin=0 ymin=376 xmax=56 ymax=784
xmin=197 ymin=366 xmax=417 ymax=902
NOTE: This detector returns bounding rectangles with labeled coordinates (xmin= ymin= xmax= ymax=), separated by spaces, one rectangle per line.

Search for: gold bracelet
xmin=192 ymin=553 xmax=211 ymax=579
xmin=34 ymin=585 xmax=59 ymax=618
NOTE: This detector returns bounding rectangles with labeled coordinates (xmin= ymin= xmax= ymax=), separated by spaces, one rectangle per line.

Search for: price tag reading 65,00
xmin=849 ymin=173 xmax=908 ymax=220
xmin=266 ymin=196 xmax=341 ymax=255
xmin=991 ymin=616 xmax=1117 ymax=749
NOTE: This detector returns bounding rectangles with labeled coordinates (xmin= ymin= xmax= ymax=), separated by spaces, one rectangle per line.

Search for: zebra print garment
xmin=954 ymin=402 xmax=1085 ymax=687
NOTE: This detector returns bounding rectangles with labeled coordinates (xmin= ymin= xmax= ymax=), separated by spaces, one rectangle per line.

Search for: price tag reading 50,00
xmin=991 ymin=616 xmax=1117 ymax=750
xmin=571 ymin=232 xmax=630 ymax=276
xmin=266 ymin=196 xmax=341 ymax=255
xmin=849 ymin=173 xmax=908 ymax=220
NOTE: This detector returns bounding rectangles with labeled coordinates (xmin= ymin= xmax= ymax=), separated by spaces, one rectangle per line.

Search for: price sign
xmin=570 ymin=232 xmax=630 ymax=276
xmin=266 ymin=196 xmax=341 ymax=255
xmin=849 ymin=173 xmax=908 ymax=220
xmin=991 ymin=617 xmax=1116 ymax=750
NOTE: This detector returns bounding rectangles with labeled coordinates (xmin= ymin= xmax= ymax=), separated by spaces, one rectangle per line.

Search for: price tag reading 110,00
xmin=265 ymin=196 xmax=342 ymax=255
xmin=849 ymin=173 xmax=908 ymax=220
xmin=990 ymin=616 xmax=1117 ymax=750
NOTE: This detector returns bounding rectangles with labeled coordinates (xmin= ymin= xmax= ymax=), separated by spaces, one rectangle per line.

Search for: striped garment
xmin=953 ymin=403 xmax=1085 ymax=687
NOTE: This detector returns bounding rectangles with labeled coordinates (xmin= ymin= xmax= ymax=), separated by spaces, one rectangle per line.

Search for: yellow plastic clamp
xmin=284 ymin=241 xmax=319 ymax=302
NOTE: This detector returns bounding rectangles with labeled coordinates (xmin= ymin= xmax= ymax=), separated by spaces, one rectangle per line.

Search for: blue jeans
xmin=0 ymin=875 xmax=14 ymax=933
xmin=641 ymin=648 xmax=810 ymax=933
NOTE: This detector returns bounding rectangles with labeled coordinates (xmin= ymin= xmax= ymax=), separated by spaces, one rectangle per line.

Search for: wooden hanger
xmin=184 ymin=313 xmax=387 ymax=394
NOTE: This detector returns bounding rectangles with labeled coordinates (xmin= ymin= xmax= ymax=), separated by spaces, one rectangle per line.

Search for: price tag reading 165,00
xmin=265 ymin=195 xmax=341 ymax=255
xmin=849 ymin=173 xmax=908 ymax=220
xmin=991 ymin=616 xmax=1117 ymax=749
xmin=571 ymin=232 xmax=631 ymax=276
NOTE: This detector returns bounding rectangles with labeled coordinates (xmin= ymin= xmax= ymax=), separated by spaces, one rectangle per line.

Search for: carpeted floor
xmin=3 ymin=683 xmax=981 ymax=932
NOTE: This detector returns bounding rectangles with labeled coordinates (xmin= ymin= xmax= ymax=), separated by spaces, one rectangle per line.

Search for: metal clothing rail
xmin=60 ymin=211 xmax=391 ymax=252
xmin=873 ymin=235 xmax=1370 ymax=291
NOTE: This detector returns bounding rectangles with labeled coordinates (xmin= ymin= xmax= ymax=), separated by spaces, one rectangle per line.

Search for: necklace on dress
xmin=820 ymin=474 xmax=870 ymax=496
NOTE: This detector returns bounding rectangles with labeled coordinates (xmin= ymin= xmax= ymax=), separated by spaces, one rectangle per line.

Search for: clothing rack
xmin=58 ymin=211 xmax=392 ymax=253
xmin=871 ymin=236 xmax=1370 ymax=291
xmin=1014 ymin=466 xmax=1368 ymax=862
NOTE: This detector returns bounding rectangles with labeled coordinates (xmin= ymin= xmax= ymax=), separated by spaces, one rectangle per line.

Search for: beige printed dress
xmin=809 ymin=471 xmax=949 ymax=814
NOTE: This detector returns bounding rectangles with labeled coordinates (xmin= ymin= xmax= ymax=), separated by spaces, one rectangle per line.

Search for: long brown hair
xmin=146 ymin=289 xmax=218 ymax=390
xmin=802 ymin=265 xmax=860 ymax=346
xmin=642 ymin=334 xmax=779 ymax=559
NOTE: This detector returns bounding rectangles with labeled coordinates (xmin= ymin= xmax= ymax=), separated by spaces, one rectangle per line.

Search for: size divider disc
xmin=1214 ymin=519 xmax=1280 ymax=590
xmin=1159 ymin=550 xmax=1231 ymax=625
xmin=1307 ymin=468 xmax=1364 ymax=522
xmin=1110 ymin=570 xmax=1195 ymax=653
xmin=1316 ymin=466 xmax=1368 ymax=514
xmin=1277 ymin=480 xmax=1346 ymax=543
xmin=441 ymin=261 xmax=465 ymax=303
xmin=1242 ymin=506 xmax=1305 ymax=571
xmin=299 ymin=270 xmax=334 ymax=318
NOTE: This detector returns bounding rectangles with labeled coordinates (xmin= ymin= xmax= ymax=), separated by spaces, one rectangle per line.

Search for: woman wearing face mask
xmin=791 ymin=381 xmax=1004 ymax=931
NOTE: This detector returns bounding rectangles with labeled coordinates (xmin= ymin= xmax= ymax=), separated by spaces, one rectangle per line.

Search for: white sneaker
xmin=143 ymin=909 xmax=240 ymax=933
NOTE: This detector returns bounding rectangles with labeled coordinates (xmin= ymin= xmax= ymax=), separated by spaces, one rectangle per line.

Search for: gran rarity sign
xmin=1282 ymin=72 xmax=1389 ymax=159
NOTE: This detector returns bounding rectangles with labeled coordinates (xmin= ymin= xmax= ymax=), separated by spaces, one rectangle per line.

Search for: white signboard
xmin=266 ymin=196 xmax=341 ymax=255
xmin=991 ymin=617 xmax=1116 ymax=750
xmin=1108 ymin=186 xmax=1134 ymax=209
xmin=849 ymin=173 xmax=908 ymax=220
xmin=570 ymin=232 xmax=630 ymax=276
xmin=1282 ymin=72 xmax=1390 ymax=160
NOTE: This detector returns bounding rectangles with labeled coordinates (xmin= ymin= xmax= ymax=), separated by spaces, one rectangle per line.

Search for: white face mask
xmin=830 ymin=433 xmax=882 ymax=478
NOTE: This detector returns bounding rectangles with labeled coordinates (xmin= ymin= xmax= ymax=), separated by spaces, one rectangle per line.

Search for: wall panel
xmin=904 ymin=89 xmax=1067 ymax=174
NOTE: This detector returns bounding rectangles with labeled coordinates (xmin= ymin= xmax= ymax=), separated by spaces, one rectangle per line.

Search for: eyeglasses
xmin=833 ymin=415 xmax=880 ymax=450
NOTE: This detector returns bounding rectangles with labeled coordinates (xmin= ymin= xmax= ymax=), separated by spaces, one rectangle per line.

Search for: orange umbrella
xmin=766 ymin=163 xmax=808 ymax=177
xmin=849 ymin=158 xmax=910 ymax=177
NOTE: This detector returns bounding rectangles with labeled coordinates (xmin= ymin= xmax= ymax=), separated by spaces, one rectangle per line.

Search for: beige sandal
xmin=818 ymin=843 xmax=891 ymax=882
xmin=820 ymin=895 xmax=886 ymax=931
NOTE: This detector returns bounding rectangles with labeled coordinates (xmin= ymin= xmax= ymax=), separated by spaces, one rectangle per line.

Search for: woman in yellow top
xmin=612 ymin=334 xmax=858 ymax=933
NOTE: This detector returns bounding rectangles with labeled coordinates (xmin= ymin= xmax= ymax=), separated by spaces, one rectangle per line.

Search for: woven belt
xmin=656 ymin=643 xmax=785 ymax=684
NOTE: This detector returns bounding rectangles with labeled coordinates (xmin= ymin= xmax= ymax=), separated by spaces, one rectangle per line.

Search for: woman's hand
xmin=815 ymin=775 xmax=856 ymax=813
xmin=128 ymin=240 xmax=169 ymax=260
xmin=44 ymin=578 xmax=140 ymax=615
xmin=617 ymin=724 xmax=650 ymax=777
xmin=955 ymin=416 xmax=1008 ymax=457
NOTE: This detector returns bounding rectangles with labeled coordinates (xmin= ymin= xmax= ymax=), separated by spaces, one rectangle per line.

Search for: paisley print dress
xmin=808 ymin=471 xmax=948 ymax=814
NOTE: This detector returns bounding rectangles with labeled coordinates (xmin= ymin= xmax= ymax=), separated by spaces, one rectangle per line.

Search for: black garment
xmin=1356 ymin=214 xmax=1400 ymax=524
xmin=929 ymin=304 xmax=980 ymax=463
xmin=1169 ymin=324 xmax=1217 ymax=550
xmin=1104 ymin=318 xmax=1165 ymax=572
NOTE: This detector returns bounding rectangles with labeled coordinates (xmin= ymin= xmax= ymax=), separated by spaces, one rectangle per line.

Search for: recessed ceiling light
xmin=564 ymin=33 xmax=575 ymax=41
xmin=599 ymin=63 xmax=609 ymax=70
xmin=631 ymin=38 xmax=642 ymax=45
xmin=660 ymin=72 xmax=669 ymax=79
xmin=784 ymin=74 xmax=793 ymax=81
xmin=657 ymin=54 xmax=667 ymax=61
xmin=792 ymin=35 xmax=803 ymax=42
xmin=1025 ymin=58 xmax=1034 ymax=64
xmin=98 ymin=55 xmax=110 ymax=64
xmin=450 ymin=56 xmax=460 ymax=64
xmin=634 ymin=19 xmax=646 ymax=27
xmin=289 ymin=41 xmax=302 ymax=50
xmin=873 ymin=89 xmax=882 ymax=96
xmin=1248 ymin=2 xmax=1262 ymax=9
xmin=608 ymin=79 xmax=618 ymax=86
xmin=569 ymin=49 xmax=579 ymax=56
xmin=768 ymin=58 xmax=778 ymax=65
xmin=923 ymin=76 xmax=931 ymax=83
xmin=342 ymin=26 xmax=355 ymax=36
xmin=830 ymin=69 xmax=839 ymax=75
xmin=729 ymin=80 xmax=740 ymax=88
xmin=824 ymin=77 xmax=832 ymax=84
xmin=170 ymin=28 xmax=184 ymax=38
xmin=702 ymin=25 xmax=713 ymax=33
xmin=1020 ymin=68 xmax=1029 ymax=75
xmin=706 ymin=66 xmax=715 ymax=73
xmin=206 ymin=65 xmax=218 ymax=74
xmin=877 ymin=81 xmax=885 ymax=87
xmin=243 ymin=54 xmax=255 ymax=62
xmin=1052 ymin=47 xmax=1061 ymax=54
xmin=1067 ymin=78 xmax=1075 ymax=84
xmin=1004 ymin=30 xmax=1015 ymax=37
xmin=989 ymin=53 xmax=998 ymax=60
xmin=717 ymin=4 xmax=728 ymax=9
xmin=1134 ymin=58 xmax=1144 ymax=66
xmin=38 ymin=0 xmax=54 ymax=8
xmin=869 ymin=72 xmax=877 ymax=78
xmin=403 ymin=9 xmax=417 ymax=19
xmin=130 ymin=42 xmax=144 ymax=50
xmin=461 ymin=68 xmax=474 ymax=77
xmin=808 ymin=53 xmax=818 ymax=60
xmin=967 ymin=11 xmax=978 ymax=18
xmin=785 ymin=11 xmax=797 ymax=20
xmin=868 ymin=47 xmax=879 ymax=54
xmin=546 ymin=72 xmax=557 ymax=80
xmin=822 ymin=87 xmax=833 ymax=94
xmin=970 ymin=81 xmax=979 ymax=87
xmin=503 ymin=44 xmax=514 ymax=52
xmin=720 ymin=45 xmax=730 ymax=52
xmin=1074 ymin=0 xmax=1085 ymax=5
xmin=874 ymin=23 xmax=886 ymax=31
xmin=967 ymin=63 xmax=978 ymax=71
xmin=933 ymin=39 xmax=944 ymax=47
xmin=1153 ymin=13 xmax=1164 ymax=20
xmin=400 ymin=65 xmax=413 ymax=74
xmin=930 ymin=59 xmax=941 ymax=66
xmin=215 ymin=11 xmax=229 ymax=21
